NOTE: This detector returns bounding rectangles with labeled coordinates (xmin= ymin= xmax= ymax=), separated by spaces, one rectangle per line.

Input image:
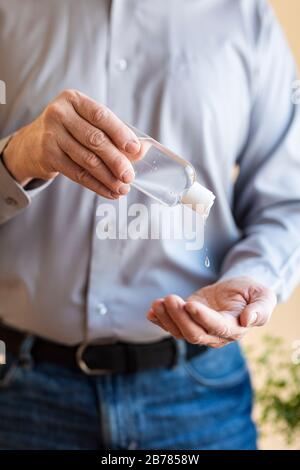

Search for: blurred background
xmin=242 ymin=1 xmax=300 ymax=450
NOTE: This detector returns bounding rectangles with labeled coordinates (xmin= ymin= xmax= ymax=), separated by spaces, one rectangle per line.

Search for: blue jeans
xmin=0 ymin=341 xmax=257 ymax=450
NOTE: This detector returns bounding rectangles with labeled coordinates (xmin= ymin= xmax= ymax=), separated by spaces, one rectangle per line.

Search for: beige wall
xmin=271 ymin=0 xmax=300 ymax=67
xmin=243 ymin=0 xmax=300 ymax=450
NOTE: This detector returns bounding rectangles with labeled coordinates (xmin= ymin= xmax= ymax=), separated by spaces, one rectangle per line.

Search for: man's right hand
xmin=2 ymin=89 xmax=141 ymax=198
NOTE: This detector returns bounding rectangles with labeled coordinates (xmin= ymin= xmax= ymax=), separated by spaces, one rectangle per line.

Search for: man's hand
xmin=147 ymin=277 xmax=277 ymax=348
xmin=2 ymin=89 xmax=141 ymax=198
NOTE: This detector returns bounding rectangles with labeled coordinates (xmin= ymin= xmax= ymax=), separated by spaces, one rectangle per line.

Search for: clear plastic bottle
xmin=129 ymin=126 xmax=215 ymax=217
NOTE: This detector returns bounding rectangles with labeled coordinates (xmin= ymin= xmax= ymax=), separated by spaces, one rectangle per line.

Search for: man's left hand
xmin=147 ymin=277 xmax=277 ymax=348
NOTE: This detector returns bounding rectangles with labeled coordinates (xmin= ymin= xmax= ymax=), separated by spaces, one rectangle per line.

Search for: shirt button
xmin=115 ymin=58 xmax=128 ymax=72
xmin=5 ymin=196 xmax=18 ymax=206
xmin=96 ymin=302 xmax=108 ymax=316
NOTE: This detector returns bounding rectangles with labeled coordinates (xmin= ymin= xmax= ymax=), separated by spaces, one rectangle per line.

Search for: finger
xmin=61 ymin=108 xmax=135 ymax=183
xmin=147 ymin=309 xmax=169 ymax=331
xmin=239 ymin=286 xmax=277 ymax=327
xmin=184 ymin=301 xmax=246 ymax=341
xmin=148 ymin=309 xmax=181 ymax=336
xmin=239 ymin=299 xmax=274 ymax=327
xmin=54 ymin=144 xmax=120 ymax=199
xmin=164 ymin=295 xmax=213 ymax=345
xmin=133 ymin=138 xmax=153 ymax=162
xmin=68 ymin=90 xmax=141 ymax=156
xmin=150 ymin=300 xmax=184 ymax=339
xmin=57 ymin=128 xmax=130 ymax=195
xmin=207 ymin=339 xmax=232 ymax=349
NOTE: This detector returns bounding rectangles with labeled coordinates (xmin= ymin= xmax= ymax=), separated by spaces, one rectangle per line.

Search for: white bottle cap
xmin=181 ymin=182 xmax=215 ymax=216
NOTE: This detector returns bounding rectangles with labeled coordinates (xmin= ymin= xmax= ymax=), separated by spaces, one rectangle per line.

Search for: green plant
xmin=245 ymin=336 xmax=300 ymax=446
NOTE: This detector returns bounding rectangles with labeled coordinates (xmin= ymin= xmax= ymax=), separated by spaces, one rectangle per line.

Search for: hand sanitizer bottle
xmin=129 ymin=126 xmax=215 ymax=217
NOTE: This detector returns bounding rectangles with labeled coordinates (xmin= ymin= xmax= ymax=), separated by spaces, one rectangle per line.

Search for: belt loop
xmin=171 ymin=339 xmax=187 ymax=369
xmin=18 ymin=334 xmax=35 ymax=370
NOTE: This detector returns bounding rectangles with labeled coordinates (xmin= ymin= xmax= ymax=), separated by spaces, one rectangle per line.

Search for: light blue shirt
xmin=0 ymin=0 xmax=300 ymax=344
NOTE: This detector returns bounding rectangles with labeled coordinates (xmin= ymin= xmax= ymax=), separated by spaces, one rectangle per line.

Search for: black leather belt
xmin=0 ymin=324 xmax=207 ymax=375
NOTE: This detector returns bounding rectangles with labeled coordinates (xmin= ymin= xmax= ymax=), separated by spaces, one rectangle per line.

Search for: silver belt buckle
xmin=76 ymin=338 xmax=116 ymax=376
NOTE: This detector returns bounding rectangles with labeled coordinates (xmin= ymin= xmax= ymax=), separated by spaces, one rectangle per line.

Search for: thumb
xmin=239 ymin=292 xmax=277 ymax=328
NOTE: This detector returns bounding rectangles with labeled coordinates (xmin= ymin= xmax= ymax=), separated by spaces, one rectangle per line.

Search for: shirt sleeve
xmin=220 ymin=0 xmax=300 ymax=301
xmin=0 ymin=135 xmax=52 ymax=224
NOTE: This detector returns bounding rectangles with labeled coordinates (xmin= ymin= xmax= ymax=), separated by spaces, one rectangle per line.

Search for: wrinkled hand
xmin=3 ymin=89 xmax=141 ymax=197
xmin=147 ymin=277 xmax=277 ymax=348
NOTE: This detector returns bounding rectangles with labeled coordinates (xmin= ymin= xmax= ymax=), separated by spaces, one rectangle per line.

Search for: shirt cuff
xmin=0 ymin=135 xmax=52 ymax=223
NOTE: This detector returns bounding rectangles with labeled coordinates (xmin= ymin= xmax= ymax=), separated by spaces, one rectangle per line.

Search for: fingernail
xmin=121 ymin=169 xmax=135 ymax=184
xmin=118 ymin=184 xmax=131 ymax=195
xmin=248 ymin=312 xmax=258 ymax=327
xmin=125 ymin=139 xmax=141 ymax=154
